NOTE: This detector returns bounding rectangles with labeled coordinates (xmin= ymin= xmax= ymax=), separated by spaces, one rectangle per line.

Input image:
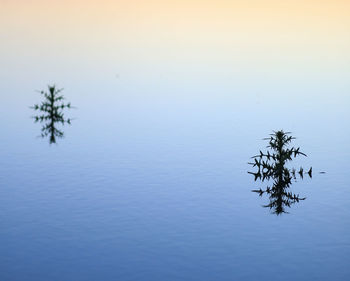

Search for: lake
xmin=1 ymin=1 xmax=350 ymax=280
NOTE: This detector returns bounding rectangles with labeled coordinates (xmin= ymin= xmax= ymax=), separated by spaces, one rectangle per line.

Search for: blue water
xmin=1 ymin=74 xmax=350 ymax=280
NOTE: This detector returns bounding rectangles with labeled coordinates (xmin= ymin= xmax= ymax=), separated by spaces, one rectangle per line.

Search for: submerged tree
xmin=32 ymin=85 xmax=72 ymax=144
xmin=248 ymin=130 xmax=312 ymax=215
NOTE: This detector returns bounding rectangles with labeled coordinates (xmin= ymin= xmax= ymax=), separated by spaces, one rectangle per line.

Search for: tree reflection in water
xmin=31 ymin=85 xmax=72 ymax=144
xmin=248 ymin=130 xmax=312 ymax=215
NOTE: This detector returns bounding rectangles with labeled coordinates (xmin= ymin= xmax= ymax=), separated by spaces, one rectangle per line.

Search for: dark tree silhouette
xmin=32 ymin=85 xmax=72 ymax=144
xmin=248 ymin=130 xmax=312 ymax=215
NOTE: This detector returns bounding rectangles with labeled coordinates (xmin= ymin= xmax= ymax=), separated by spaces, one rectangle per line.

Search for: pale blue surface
xmin=0 ymin=73 xmax=350 ymax=280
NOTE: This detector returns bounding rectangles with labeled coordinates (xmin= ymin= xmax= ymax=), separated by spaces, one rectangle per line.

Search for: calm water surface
xmin=1 ymin=82 xmax=349 ymax=280
xmin=1 ymin=1 xmax=350 ymax=280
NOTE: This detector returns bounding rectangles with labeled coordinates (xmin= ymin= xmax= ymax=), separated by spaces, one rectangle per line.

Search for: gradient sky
xmin=1 ymin=1 xmax=349 ymax=69
xmin=0 ymin=0 xmax=349 ymax=105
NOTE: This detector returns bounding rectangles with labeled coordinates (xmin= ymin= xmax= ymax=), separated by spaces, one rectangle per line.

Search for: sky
xmin=1 ymin=1 xmax=349 ymax=71
xmin=0 ymin=0 xmax=349 ymax=108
